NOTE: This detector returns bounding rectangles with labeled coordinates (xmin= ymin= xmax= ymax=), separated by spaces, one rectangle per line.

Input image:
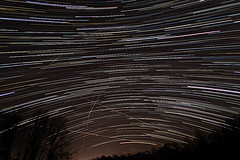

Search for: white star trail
xmin=0 ymin=0 xmax=240 ymax=159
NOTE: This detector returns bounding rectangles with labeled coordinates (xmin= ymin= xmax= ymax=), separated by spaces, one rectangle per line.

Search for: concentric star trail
xmin=0 ymin=0 xmax=240 ymax=159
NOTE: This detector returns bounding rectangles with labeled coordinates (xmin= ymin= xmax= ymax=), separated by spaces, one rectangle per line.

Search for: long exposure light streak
xmin=0 ymin=0 xmax=240 ymax=159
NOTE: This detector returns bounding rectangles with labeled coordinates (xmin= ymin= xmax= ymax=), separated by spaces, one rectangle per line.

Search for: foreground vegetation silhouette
xmin=0 ymin=111 xmax=73 ymax=160
xmin=92 ymin=116 xmax=240 ymax=160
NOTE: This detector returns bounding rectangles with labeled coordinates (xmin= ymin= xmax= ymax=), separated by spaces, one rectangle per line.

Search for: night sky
xmin=0 ymin=0 xmax=240 ymax=160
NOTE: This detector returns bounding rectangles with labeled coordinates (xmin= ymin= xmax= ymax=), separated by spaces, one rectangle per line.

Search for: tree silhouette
xmin=92 ymin=116 xmax=240 ymax=160
xmin=0 ymin=111 xmax=73 ymax=160
xmin=0 ymin=112 xmax=21 ymax=160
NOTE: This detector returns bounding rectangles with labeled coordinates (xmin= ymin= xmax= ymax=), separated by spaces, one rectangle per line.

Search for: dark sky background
xmin=0 ymin=0 xmax=240 ymax=160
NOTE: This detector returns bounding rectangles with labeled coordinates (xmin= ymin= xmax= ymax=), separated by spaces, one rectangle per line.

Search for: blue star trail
xmin=0 ymin=0 xmax=240 ymax=159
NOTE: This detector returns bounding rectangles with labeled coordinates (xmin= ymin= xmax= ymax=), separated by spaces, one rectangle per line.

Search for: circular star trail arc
xmin=0 ymin=0 xmax=240 ymax=159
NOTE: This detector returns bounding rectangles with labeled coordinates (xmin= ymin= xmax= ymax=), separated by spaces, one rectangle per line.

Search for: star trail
xmin=0 ymin=0 xmax=240 ymax=159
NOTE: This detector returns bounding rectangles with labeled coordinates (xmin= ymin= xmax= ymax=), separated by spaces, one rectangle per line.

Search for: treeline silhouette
xmin=92 ymin=116 xmax=240 ymax=160
xmin=0 ymin=111 xmax=73 ymax=160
